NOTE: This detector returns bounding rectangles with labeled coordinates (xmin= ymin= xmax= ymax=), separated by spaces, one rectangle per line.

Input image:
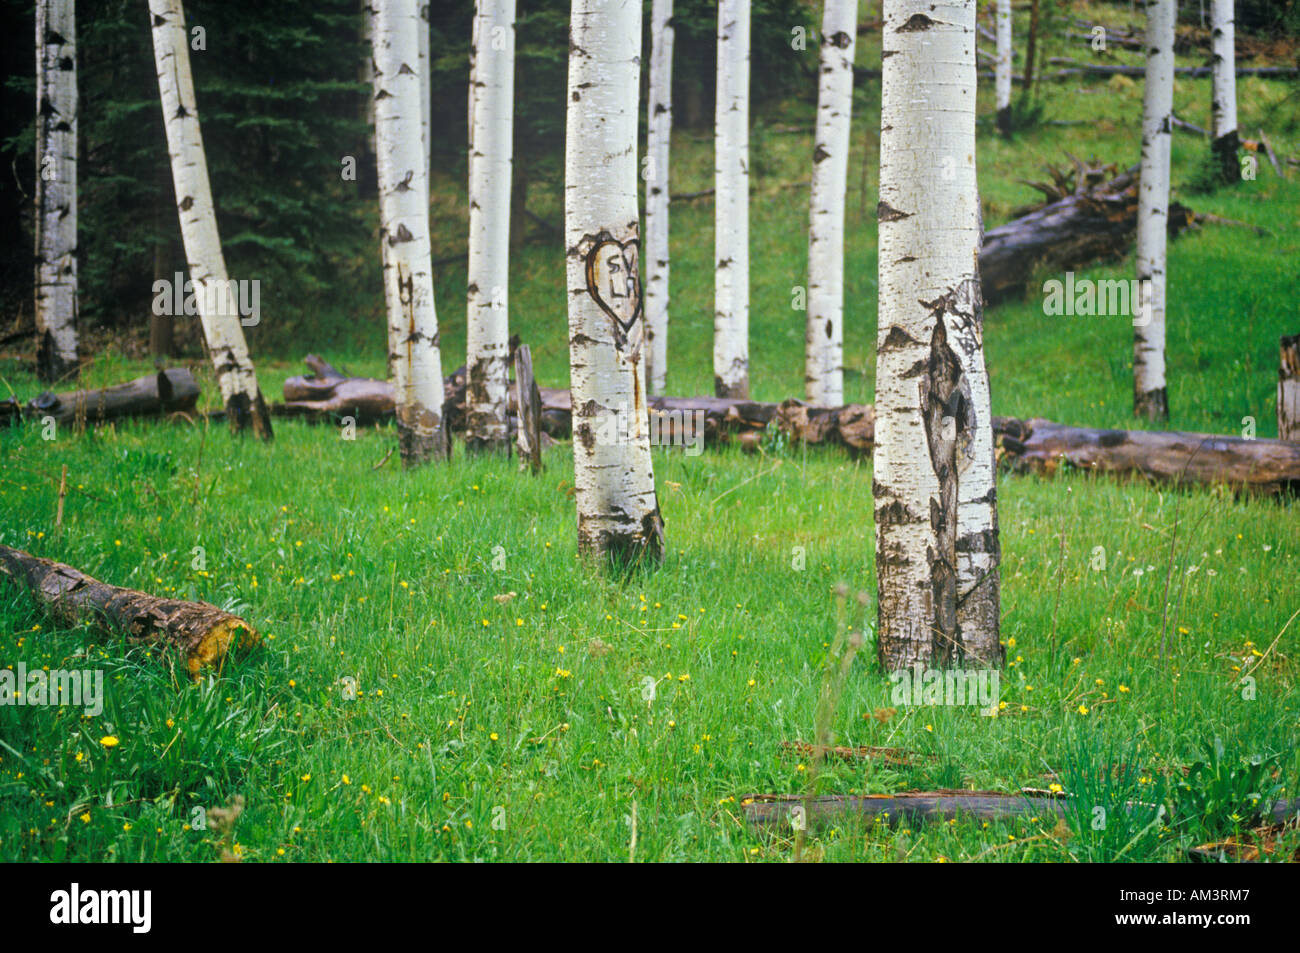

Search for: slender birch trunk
xmin=34 ymin=0 xmax=78 ymax=383
xmin=418 ymin=2 xmax=431 ymax=192
xmin=465 ymin=0 xmax=515 ymax=453
xmin=1023 ymin=0 xmax=1039 ymax=92
xmin=714 ymin=0 xmax=750 ymax=399
xmin=371 ymin=0 xmax=449 ymax=463
xmin=644 ymin=0 xmax=674 ymax=398
xmin=1134 ymin=0 xmax=1173 ymax=422
xmin=1210 ymin=0 xmax=1240 ymax=183
xmin=875 ymin=0 xmax=1001 ymax=671
xmin=148 ymin=0 xmax=271 ymax=439
xmin=995 ymin=0 xmax=1012 ymax=137
xmin=805 ymin=0 xmax=857 ymax=407
xmin=565 ymin=0 xmax=665 ymax=564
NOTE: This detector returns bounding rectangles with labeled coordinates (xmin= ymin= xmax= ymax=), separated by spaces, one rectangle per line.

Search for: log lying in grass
xmin=994 ymin=418 xmax=1300 ymax=494
xmin=742 ymin=792 xmax=1300 ymax=828
xmin=0 ymin=545 xmax=259 ymax=676
xmin=278 ymin=354 xmax=469 ymax=429
xmin=980 ymin=161 xmax=1194 ymax=305
xmin=12 ymin=369 xmax=200 ymax=426
xmin=276 ymin=356 xmax=877 ymax=453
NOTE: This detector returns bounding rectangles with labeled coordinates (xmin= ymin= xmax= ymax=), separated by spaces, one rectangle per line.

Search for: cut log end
xmin=0 ymin=545 xmax=260 ymax=676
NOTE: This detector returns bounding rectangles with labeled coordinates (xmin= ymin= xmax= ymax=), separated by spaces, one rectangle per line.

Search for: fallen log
xmin=994 ymin=417 xmax=1300 ymax=494
xmin=1047 ymin=57 xmax=1300 ymax=79
xmin=278 ymin=355 xmax=468 ymax=429
xmin=14 ymin=369 xmax=199 ymax=426
xmin=742 ymin=791 xmax=1300 ymax=828
xmin=981 ymin=162 xmax=1194 ymax=305
xmin=277 ymin=356 xmax=876 ymax=453
xmin=0 ymin=545 xmax=259 ymax=676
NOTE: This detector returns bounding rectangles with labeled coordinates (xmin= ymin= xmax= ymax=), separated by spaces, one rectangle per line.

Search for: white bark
xmin=1210 ymin=0 xmax=1240 ymax=183
xmin=565 ymin=0 xmax=664 ymax=563
xmin=875 ymin=0 xmax=1001 ymax=670
xmin=1134 ymin=0 xmax=1173 ymax=421
xmin=34 ymin=0 xmax=78 ymax=382
xmin=148 ymin=0 xmax=271 ymax=438
xmin=713 ymin=0 xmax=750 ymax=399
xmin=371 ymin=0 xmax=448 ymax=463
xmin=644 ymin=0 xmax=674 ymax=397
xmin=465 ymin=0 xmax=515 ymax=452
xmin=1210 ymin=0 xmax=1236 ymax=140
xmin=805 ymin=0 xmax=857 ymax=407
xmin=418 ymin=2 xmax=431 ymax=191
xmin=995 ymin=0 xmax=1012 ymax=134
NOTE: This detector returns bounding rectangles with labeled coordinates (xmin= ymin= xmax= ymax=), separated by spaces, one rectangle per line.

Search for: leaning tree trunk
xmin=804 ymin=0 xmax=857 ymax=408
xmin=371 ymin=0 xmax=449 ymax=464
xmin=565 ymin=0 xmax=665 ymax=564
xmin=148 ymin=0 xmax=271 ymax=439
xmin=995 ymin=0 xmax=1012 ymax=137
xmin=465 ymin=0 xmax=515 ymax=453
xmin=1210 ymin=0 xmax=1239 ymax=183
xmin=876 ymin=0 xmax=1001 ymax=671
xmin=34 ymin=0 xmax=78 ymax=383
xmin=713 ymin=0 xmax=751 ymax=400
xmin=644 ymin=0 xmax=674 ymax=397
xmin=1134 ymin=0 xmax=1174 ymax=421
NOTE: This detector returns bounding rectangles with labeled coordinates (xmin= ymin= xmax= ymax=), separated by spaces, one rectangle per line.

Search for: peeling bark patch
xmin=919 ymin=319 xmax=966 ymax=664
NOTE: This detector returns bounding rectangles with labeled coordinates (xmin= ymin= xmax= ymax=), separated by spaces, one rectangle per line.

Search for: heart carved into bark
xmin=584 ymin=235 xmax=642 ymax=354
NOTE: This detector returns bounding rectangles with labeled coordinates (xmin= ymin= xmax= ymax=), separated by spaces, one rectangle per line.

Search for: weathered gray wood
xmin=23 ymin=368 xmax=199 ymax=425
xmin=743 ymin=791 xmax=1300 ymax=828
xmin=1280 ymin=335 xmax=1300 ymax=442
xmin=980 ymin=164 xmax=1193 ymax=305
xmin=995 ymin=417 xmax=1300 ymax=494
xmin=513 ymin=344 xmax=543 ymax=473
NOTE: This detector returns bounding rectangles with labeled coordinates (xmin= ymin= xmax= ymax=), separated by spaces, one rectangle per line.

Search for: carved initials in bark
xmin=583 ymin=232 xmax=642 ymax=356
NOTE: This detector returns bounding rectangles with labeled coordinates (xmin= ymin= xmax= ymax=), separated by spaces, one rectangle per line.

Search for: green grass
xmin=1 ymin=2 xmax=1297 ymax=861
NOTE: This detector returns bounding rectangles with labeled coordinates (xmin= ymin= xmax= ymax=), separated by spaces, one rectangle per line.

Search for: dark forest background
xmin=1 ymin=0 xmax=1296 ymax=351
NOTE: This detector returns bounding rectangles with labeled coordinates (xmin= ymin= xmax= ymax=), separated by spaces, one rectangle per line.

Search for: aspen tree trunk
xmin=418 ymin=2 xmax=430 ymax=192
xmin=714 ymin=0 xmax=750 ymax=399
xmin=565 ymin=0 xmax=665 ymax=564
xmin=465 ymin=0 xmax=515 ymax=453
xmin=34 ymin=0 xmax=78 ymax=383
xmin=371 ymin=0 xmax=449 ymax=464
xmin=1134 ymin=0 xmax=1173 ymax=422
xmin=645 ymin=0 xmax=674 ymax=398
xmin=148 ymin=0 xmax=271 ymax=439
xmin=1210 ymin=0 xmax=1240 ymax=183
xmin=995 ymin=0 xmax=1012 ymax=137
xmin=805 ymin=0 xmax=857 ymax=407
xmin=875 ymin=0 xmax=1001 ymax=671
xmin=1023 ymin=0 xmax=1039 ymax=91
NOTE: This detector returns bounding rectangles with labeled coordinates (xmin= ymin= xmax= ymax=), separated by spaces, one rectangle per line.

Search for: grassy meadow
xmin=1 ymin=1 xmax=1297 ymax=861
